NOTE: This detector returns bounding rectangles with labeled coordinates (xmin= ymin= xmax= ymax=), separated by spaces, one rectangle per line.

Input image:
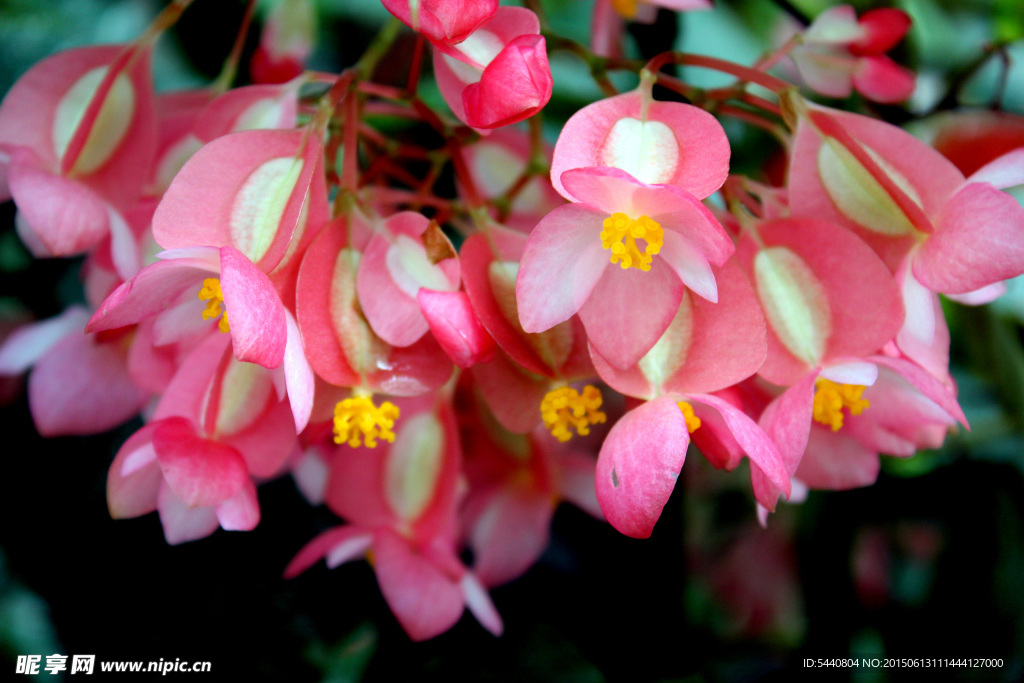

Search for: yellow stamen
xmin=678 ymin=401 xmax=701 ymax=433
xmin=198 ymin=278 xmax=230 ymax=333
xmin=541 ymin=385 xmax=606 ymax=442
xmin=333 ymin=395 xmax=400 ymax=448
xmin=812 ymin=379 xmax=870 ymax=431
xmin=610 ymin=0 xmax=639 ymax=18
xmin=600 ymin=212 xmax=664 ymax=272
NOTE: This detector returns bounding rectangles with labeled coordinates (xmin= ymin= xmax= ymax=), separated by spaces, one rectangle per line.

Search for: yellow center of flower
xmin=678 ymin=401 xmax=701 ymax=433
xmin=611 ymin=0 xmax=639 ymax=18
xmin=812 ymin=379 xmax=870 ymax=431
xmin=198 ymin=278 xmax=230 ymax=333
xmin=540 ymin=385 xmax=606 ymax=442
xmin=600 ymin=213 xmax=664 ymax=272
xmin=333 ymin=395 xmax=400 ymax=448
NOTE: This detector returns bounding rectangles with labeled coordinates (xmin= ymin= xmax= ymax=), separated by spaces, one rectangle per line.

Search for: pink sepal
xmin=595 ymin=396 xmax=690 ymax=538
xmin=191 ymin=82 xmax=301 ymax=143
xmin=373 ymin=529 xmax=465 ymax=641
xmin=418 ymin=288 xmax=496 ymax=368
xmin=550 ymin=90 xmax=730 ymax=200
xmin=153 ymin=416 xmax=249 ymax=509
xmin=280 ymin=309 xmax=314 ymax=431
xmin=152 ymin=129 xmax=321 ymax=273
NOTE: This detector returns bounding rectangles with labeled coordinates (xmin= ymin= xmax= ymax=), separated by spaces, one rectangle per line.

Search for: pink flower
xmin=250 ymin=0 xmax=316 ymax=84
xmin=284 ymin=397 xmax=502 ymax=640
xmin=789 ymin=6 xmax=915 ymax=103
xmin=590 ymin=261 xmax=790 ymax=536
xmin=516 ymin=166 xmax=733 ymax=370
xmin=432 ymin=7 xmax=552 ymax=130
xmin=0 ymin=44 xmax=157 ymax=276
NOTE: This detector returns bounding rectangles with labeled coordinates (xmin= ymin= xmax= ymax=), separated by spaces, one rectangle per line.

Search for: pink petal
xmin=157 ymin=483 xmax=221 ymax=545
xmin=281 ymin=309 xmax=314 ymax=431
xmin=579 ymin=259 xmax=683 ymax=370
xmin=595 ymin=396 xmax=690 ymax=539
xmin=215 ymin=479 xmax=261 ymax=531
xmin=381 ymin=0 xmax=498 ymax=44
xmin=852 ymin=8 xmax=911 ymax=54
xmin=516 ymin=203 xmax=609 ymax=333
xmin=468 ymin=484 xmax=552 ymax=587
xmin=461 ymin=573 xmax=503 ymax=636
xmin=690 ymin=391 xmax=792 ymax=508
xmin=0 ymin=306 xmax=89 ymax=374
xmin=29 ymin=325 xmax=146 ymax=436
xmin=463 ymin=34 xmax=552 ymax=129
xmin=749 ymin=386 xmax=812 ymax=511
xmin=913 ymin=182 xmax=1024 ymax=294
xmin=283 ymin=525 xmax=373 ymax=579
xmin=107 ymin=422 xmax=162 ymax=519
xmin=852 ymin=56 xmax=915 ymax=103
xmin=795 ymin=426 xmax=880 ymax=490
xmin=86 ymin=251 xmax=218 ymax=334
xmin=153 ymin=416 xmax=249 ymax=509
xmin=219 ymin=246 xmax=287 ymax=368
xmin=372 ymin=529 xmax=465 ymax=641
xmin=966 ymin=147 xmax=1024 ymax=190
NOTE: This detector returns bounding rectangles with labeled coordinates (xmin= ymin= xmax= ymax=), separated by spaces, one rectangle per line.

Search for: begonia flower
xmin=789 ymin=5 xmax=915 ymax=103
xmin=251 ymin=0 xmax=316 ymax=84
xmin=462 ymin=225 xmax=601 ymax=437
xmin=590 ymin=261 xmax=789 ymax=536
xmin=431 ymin=7 xmax=552 ymax=130
xmin=285 ymin=396 xmax=502 ymax=641
xmin=0 ymin=44 xmax=157 ymax=277
xmin=517 ymin=166 xmax=733 ymax=370
xmin=106 ymin=333 xmax=301 ymax=544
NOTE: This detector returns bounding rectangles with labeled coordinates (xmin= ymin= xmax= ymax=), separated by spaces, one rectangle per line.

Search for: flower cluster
xmin=0 ymin=0 xmax=1021 ymax=642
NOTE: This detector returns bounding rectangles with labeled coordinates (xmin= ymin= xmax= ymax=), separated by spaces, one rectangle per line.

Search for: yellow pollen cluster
xmin=678 ymin=401 xmax=701 ymax=433
xmin=541 ymin=385 xmax=607 ymax=442
xmin=198 ymin=278 xmax=230 ymax=333
xmin=812 ymin=379 xmax=870 ymax=431
xmin=600 ymin=213 xmax=664 ymax=272
xmin=333 ymin=395 xmax=400 ymax=448
xmin=610 ymin=0 xmax=639 ymax=18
